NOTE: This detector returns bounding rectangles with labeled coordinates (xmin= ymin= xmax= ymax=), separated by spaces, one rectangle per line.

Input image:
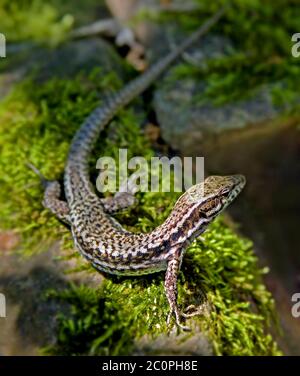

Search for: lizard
xmin=30 ymin=8 xmax=246 ymax=331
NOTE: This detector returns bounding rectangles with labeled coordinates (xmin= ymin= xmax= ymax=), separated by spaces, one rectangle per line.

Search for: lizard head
xmin=163 ymin=174 xmax=246 ymax=247
xmin=152 ymin=175 xmax=246 ymax=250
xmin=185 ymin=174 xmax=246 ymax=220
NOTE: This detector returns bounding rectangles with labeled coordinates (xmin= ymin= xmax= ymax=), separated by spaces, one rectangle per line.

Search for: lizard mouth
xmin=227 ymin=174 xmax=246 ymax=203
xmin=232 ymin=174 xmax=246 ymax=189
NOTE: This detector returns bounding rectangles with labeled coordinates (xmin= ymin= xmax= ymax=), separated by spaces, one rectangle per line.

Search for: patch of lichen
xmin=137 ymin=0 xmax=300 ymax=108
xmin=44 ymin=216 xmax=281 ymax=356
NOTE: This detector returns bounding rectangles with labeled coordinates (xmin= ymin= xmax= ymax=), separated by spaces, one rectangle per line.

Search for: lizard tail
xmin=65 ymin=8 xmax=226 ymax=195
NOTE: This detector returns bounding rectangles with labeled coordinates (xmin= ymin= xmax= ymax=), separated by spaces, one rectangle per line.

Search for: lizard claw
xmin=166 ymin=303 xmax=205 ymax=331
xmin=166 ymin=308 xmax=191 ymax=332
xmin=181 ymin=304 xmax=205 ymax=318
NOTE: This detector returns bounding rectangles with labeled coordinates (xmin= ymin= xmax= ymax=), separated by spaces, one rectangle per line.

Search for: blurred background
xmin=0 ymin=0 xmax=300 ymax=355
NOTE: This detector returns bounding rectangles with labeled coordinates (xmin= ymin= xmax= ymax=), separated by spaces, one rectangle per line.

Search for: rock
xmin=153 ymin=35 xmax=283 ymax=157
xmin=35 ymin=38 xmax=125 ymax=81
xmin=134 ymin=329 xmax=213 ymax=356
xmin=0 ymin=44 xmax=34 ymax=99
xmin=0 ymin=37 xmax=126 ymax=99
xmin=0 ymin=243 xmax=102 ymax=355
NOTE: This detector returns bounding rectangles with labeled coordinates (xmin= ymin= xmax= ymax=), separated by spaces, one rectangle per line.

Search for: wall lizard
xmin=31 ymin=8 xmax=246 ymax=330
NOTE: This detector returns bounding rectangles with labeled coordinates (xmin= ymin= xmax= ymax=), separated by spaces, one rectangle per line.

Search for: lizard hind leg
xmin=27 ymin=163 xmax=71 ymax=225
xmin=99 ymin=169 xmax=145 ymax=213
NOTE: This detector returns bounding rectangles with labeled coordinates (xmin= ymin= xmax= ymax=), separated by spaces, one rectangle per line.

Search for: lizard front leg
xmin=165 ymin=252 xmax=191 ymax=331
xmin=100 ymin=192 xmax=136 ymax=213
xmin=100 ymin=170 xmax=143 ymax=213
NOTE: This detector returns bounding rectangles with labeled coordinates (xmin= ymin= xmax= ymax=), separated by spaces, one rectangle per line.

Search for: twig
xmin=71 ymin=18 xmax=122 ymax=39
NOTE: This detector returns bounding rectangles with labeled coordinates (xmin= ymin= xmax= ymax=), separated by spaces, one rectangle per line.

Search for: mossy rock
xmin=0 ymin=1 xmax=282 ymax=356
xmin=145 ymin=0 xmax=300 ymax=158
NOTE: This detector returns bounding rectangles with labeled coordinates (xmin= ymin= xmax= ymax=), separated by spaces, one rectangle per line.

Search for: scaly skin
xmin=35 ymin=9 xmax=247 ymax=330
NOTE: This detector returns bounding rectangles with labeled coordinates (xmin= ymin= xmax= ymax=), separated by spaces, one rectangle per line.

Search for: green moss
xmin=183 ymin=220 xmax=280 ymax=355
xmin=43 ymin=218 xmax=281 ymax=356
xmin=0 ymin=0 xmax=108 ymax=45
xmin=0 ymin=67 xmax=129 ymax=255
xmin=0 ymin=0 xmax=73 ymax=45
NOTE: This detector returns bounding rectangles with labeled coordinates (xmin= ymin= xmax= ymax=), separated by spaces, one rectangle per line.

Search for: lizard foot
xmin=166 ymin=308 xmax=191 ymax=332
xmin=181 ymin=304 xmax=205 ymax=318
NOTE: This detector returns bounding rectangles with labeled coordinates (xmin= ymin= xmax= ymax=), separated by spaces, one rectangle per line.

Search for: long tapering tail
xmin=66 ymin=8 xmax=226 ymax=193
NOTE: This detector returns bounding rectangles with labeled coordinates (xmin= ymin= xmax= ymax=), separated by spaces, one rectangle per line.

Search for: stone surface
xmin=155 ymin=83 xmax=279 ymax=155
xmin=134 ymin=328 xmax=213 ymax=356
xmin=0 ymin=238 xmax=102 ymax=355
xmin=153 ymin=36 xmax=283 ymax=157
xmin=0 ymin=37 xmax=125 ymax=99
xmin=36 ymin=38 xmax=125 ymax=81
